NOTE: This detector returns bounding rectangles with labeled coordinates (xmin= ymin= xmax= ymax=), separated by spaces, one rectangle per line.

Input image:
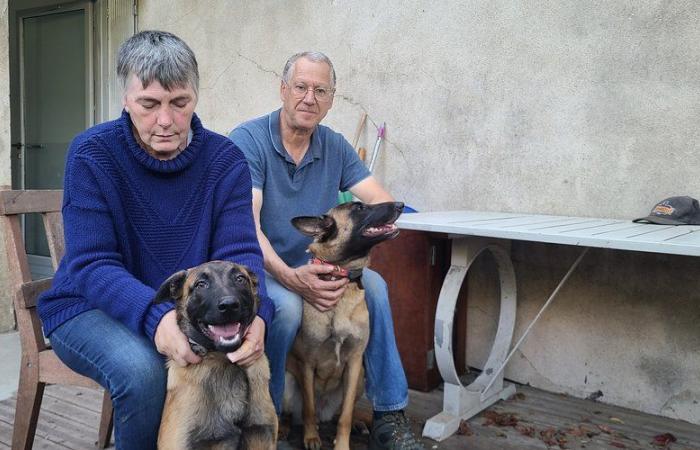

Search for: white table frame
xmin=396 ymin=211 xmax=700 ymax=441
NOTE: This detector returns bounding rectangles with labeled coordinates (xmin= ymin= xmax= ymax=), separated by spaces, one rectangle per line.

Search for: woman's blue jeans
xmin=49 ymin=309 xmax=167 ymax=450
xmin=265 ymin=268 xmax=409 ymax=414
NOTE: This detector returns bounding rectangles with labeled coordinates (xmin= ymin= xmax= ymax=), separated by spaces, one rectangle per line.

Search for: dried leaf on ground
xmin=483 ymin=410 xmax=518 ymax=427
xmin=456 ymin=420 xmax=473 ymax=436
xmin=598 ymin=424 xmax=613 ymax=434
xmin=516 ymin=425 xmax=536 ymax=437
xmin=540 ymin=427 xmax=568 ymax=449
xmin=567 ymin=425 xmax=594 ymax=437
xmin=610 ymin=417 xmax=625 ymax=424
xmin=652 ymin=433 xmax=677 ymax=446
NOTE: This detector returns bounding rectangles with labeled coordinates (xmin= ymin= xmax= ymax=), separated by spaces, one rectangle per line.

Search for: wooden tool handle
xmin=358 ymin=147 xmax=367 ymax=161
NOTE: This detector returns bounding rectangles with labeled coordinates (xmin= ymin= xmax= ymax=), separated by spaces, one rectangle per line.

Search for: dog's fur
xmin=285 ymin=201 xmax=404 ymax=450
xmin=154 ymin=260 xmax=277 ymax=450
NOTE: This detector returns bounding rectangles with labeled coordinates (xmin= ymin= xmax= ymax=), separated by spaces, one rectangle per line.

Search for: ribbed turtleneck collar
xmin=119 ymin=109 xmax=203 ymax=173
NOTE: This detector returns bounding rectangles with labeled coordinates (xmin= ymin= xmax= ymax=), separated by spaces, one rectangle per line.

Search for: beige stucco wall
xmin=0 ymin=0 xmax=692 ymax=423
xmin=0 ymin=1 xmax=13 ymax=331
xmin=136 ymin=0 xmax=700 ymax=425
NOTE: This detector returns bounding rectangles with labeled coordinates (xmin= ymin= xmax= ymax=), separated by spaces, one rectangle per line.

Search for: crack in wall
xmin=334 ymin=93 xmax=370 ymax=116
xmin=237 ymin=53 xmax=280 ymax=79
xmin=201 ymin=59 xmax=238 ymax=91
xmin=517 ymin=350 xmax=558 ymax=387
xmin=162 ymin=5 xmax=199 ymax=28
xmin=202 ymin=53 xmax=280 ymax=91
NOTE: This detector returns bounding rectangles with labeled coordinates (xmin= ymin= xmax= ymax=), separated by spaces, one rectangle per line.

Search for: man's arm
xmin=251 ymin=188 xmax=349 ymax=312
xmin=349 ymin=175 xmax=394 ymax=204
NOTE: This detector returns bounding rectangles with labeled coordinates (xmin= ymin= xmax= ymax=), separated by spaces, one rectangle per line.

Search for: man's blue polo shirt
xmin=229 ymin=109 xmax=370 ymax=268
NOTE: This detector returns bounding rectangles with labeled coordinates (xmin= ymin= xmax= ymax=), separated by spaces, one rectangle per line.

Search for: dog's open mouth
xmin=362 ymin=223 xmax=398 ymax=238
xmin=199 ymin=321 xmax=244 ymax=348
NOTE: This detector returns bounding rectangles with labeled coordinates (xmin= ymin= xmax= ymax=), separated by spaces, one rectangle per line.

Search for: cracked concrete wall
xmin=0 ymin=1 xmax=12 ymax=332
xmin=137 ymin=1 xmax=700 ymax=424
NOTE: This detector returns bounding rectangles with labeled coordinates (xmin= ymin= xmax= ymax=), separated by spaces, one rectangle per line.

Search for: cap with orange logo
xmin=633 ymin=196 xmax=700 ymax=225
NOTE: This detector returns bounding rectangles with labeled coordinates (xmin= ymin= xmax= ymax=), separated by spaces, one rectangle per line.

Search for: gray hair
xmin=117 ymin=30 xmax=199 ymax=97
xmin=282 ymin=51 xmax=336 ymax=89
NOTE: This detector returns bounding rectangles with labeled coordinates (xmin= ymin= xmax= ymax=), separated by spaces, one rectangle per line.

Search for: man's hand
xmin=154 ymin=309 xmax=202 ymax=367
xmin=227 ymin=316 xmax=266 ymax=367
xmin=284 ymin=263 xmax=349 ymax=312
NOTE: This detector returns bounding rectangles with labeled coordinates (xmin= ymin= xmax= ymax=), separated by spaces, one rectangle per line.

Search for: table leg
xmin=422 ymin=237 xmax=517 ymax=441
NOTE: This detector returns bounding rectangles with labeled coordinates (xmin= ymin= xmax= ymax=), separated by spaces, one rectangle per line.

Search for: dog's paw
xmin=303 ymin=433 xmax=322 ymax=450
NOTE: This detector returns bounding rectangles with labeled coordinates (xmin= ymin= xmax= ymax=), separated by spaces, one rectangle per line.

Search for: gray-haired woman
xmin=37 ymin=30 xmax=273 ymax=449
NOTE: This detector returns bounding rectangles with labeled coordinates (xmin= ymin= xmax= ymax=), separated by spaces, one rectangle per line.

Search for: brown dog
xmin=285 ymin=201 xmax=404 ymax=450
xmin=153 ymin=260 xmax=277 ymax=450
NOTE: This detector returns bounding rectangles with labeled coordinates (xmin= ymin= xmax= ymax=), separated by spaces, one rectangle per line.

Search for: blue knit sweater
xmin=38 ymin=111 xmax=273 ymax=340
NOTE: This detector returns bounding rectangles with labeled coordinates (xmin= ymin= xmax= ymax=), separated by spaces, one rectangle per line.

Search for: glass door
xmin=19 ymin=4 xmax=92 ymax=277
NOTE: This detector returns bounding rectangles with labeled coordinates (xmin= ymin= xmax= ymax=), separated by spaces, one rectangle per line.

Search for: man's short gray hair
xmin=282 ymin=51 xmax=336 ymax=89
xmin=117 ymin=30 xmax=199 ymax=96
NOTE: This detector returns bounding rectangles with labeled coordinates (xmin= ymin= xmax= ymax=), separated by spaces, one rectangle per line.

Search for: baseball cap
xmin=633 ymin=196 xmax=700 ymax=225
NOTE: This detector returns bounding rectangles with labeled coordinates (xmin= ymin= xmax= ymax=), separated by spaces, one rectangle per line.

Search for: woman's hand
xmin=226 ymin=316 xmax=266 ymax=367
xmin=154 ymin=310 xmax=202 ymax=367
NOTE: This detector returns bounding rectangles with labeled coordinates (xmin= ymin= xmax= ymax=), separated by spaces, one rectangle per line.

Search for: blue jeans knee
xmin=49 ymin=309 xmax=166 ymax=450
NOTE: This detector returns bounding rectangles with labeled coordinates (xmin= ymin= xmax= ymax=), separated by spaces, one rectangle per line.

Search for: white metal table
xmin=396 ymin=210 xmax=700 ymax=441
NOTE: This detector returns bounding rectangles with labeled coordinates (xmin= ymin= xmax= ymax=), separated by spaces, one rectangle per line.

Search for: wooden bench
xmin=396 ymin=210 xmax=700 ymax=441
xmin=0 ymin=189 xmax=113 ymax=449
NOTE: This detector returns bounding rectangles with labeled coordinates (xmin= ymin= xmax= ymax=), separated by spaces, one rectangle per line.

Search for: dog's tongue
xmin=207 ymin=322 xmax=241 ymax=340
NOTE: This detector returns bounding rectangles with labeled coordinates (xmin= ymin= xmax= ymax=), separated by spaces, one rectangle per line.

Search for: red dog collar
xmin=310 ymin=257 xmax=364 ymax=287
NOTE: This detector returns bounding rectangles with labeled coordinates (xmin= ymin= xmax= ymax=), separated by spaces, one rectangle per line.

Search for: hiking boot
xmin=369 ymin=411 xmax=425 ymax=450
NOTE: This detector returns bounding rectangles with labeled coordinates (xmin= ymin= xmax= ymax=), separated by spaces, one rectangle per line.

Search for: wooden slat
xmin=0 ymin=190 xmax=62 ymax=215
xmin=19 ymin=278 xmax=53 ymax=309
xmin=41 ymin=212 xmax=65 ymax=268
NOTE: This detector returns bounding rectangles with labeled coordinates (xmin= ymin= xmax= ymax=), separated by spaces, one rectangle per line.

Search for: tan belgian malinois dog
xmin=285 ymin=201 xmax=404 ymax=450
xmin=154 ymin=260 xmax=277 ymax=449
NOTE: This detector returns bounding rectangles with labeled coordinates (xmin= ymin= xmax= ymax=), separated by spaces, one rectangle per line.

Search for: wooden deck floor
xmin=1 ymin=383 xmax=699 ymax=449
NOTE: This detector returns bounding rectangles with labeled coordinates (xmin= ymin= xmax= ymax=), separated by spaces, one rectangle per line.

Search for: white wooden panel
xmin=560 ymin=221 xmax=645 ymax=236
xmin=587 ymin=224 xmax=674 ymax=240
xmin=491 ymin=217 xmax=596 ymax=230
xmin=624 ymin=227 xmax=697 ymax=243
xmin=397 ymin=211 xmax=700 ymax=256
xmin=660 ymin=230 xmax=700 ymax=246
xmin=530 ymin=219 xmax=619 ymax=233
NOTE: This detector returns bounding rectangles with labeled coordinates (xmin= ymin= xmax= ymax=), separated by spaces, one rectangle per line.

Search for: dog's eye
xmin=194 ymin=280 xmax=209 ymax=289
xmin=354 ymin=203 xmax=366 ymax=210
xmin=234 ymin=274 xmax=247 ymax=285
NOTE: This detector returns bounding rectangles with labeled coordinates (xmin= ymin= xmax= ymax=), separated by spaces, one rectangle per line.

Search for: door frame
xmin=17 ymin=1 xmax=95 ymax=190
xmin=14 ymin=1 xmax=94 ymax=278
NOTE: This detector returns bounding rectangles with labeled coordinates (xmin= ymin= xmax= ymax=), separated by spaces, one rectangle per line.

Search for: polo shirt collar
xmin=268 ymin=108 xmax=323 ymax=167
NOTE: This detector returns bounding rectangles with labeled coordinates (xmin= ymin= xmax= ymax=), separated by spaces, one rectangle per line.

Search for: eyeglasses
xmin=286 ymin=82 xmax=335 ymax=102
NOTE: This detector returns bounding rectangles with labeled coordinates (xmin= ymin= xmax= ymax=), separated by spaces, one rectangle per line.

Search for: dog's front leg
xmin=334 ymin=351 xmax=363 ymax=450
xmin=242 ymin=357 xmax=278 ymax=450
xmin=301 ymin=361 xmax=321 ymax=450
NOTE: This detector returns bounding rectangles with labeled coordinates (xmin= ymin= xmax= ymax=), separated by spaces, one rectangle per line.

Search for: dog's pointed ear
xmin=291 ymin=214 xmax=336 ymax=238
xmin=153 ymin=270 xmax=188 ymax=304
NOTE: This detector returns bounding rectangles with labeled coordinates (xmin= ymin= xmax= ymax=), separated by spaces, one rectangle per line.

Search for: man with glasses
xmin=229 ymin=51 xmax=424 ymax=450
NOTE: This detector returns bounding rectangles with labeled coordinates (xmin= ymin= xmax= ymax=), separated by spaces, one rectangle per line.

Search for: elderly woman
xmin=37 ymin=30 xmax=272 ymax=449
